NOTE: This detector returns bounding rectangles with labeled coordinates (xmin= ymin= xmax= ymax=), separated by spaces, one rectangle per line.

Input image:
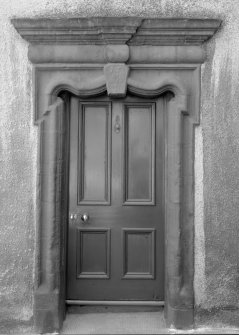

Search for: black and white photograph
xmin=0 ymin=1 xmax=238 ymax=334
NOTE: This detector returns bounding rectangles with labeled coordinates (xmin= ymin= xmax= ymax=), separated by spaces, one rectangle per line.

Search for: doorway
xmin=11 ymin=16 xmax=221 ymax=332
xmin=66 ymin=95 xmax=165 ymax=303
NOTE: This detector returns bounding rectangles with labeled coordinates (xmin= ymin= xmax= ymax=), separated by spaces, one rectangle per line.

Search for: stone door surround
xmin=12 ymin=17 xmax=220 ymax=334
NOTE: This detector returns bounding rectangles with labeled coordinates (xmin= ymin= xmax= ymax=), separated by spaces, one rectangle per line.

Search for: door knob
xmin=81 ymin=213 xmax=90 ymax=223
xmin=70 ymin=213 xmax=77 ymax=220
xmin=69 ymin=213 xmax=89 ymax=223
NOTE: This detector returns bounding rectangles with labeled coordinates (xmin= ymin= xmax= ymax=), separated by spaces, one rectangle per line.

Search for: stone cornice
xmin=11 ymin=17 xmax=141 ymax=45
xmin=128 ymin=18 xmax=221 ymax=45
xmin=11 ymin=17 xmax=221 ymax=46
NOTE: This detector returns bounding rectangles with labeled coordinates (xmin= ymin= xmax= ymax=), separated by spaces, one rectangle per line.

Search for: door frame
xmin=12 ymin=17 xmax=221 ymax=334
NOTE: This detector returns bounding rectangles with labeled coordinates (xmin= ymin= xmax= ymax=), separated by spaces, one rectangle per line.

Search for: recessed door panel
xmin=124 ymin=104 xmax=155 ymax=205
xmin=122 ymin=228 xmax=155 ymax=279
xmin=67 ymin=96 xmax=164 ymax=302
xmin=78 ymin=103 xmax=111 ymax=205
xmin=76 ymin=228 xmax=110 ymax=279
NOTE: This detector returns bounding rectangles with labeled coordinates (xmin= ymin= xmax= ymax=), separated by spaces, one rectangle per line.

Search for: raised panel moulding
xmin=12 ymin=17 xmax=220 ymax=46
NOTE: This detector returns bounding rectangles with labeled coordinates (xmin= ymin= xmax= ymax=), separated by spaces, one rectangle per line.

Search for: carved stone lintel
xmin=12 ymin=17 xmax=221 ymax=67
xmin=28 ymin=45 xmax=206 ymax=64
xmin=104 ymin=63 xmax=129 ymax=97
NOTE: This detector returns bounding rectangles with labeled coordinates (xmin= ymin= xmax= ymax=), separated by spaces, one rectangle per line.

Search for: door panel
xmin=67 ymin=96 xmax=164 ymax=301
xmin=78 ymin=102 xmax=111 ymax=205
xmin=76 ymin=228 xmax=110 ymax=279
xmin=124 ymin=104 xmax=155 ymax=204
xmin=122 ymin=228 xmax=155 ymax=279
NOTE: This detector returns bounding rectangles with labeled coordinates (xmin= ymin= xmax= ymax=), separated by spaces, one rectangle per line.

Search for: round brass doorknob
xmin=81 ymin=213 xmax=89 ymax=223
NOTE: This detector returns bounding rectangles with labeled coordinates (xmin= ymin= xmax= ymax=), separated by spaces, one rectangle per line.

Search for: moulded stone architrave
xmin=11 ymin=17 xmax=221 ymax=334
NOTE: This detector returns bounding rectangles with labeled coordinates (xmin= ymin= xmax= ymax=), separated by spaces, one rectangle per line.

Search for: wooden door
xmin=67 ymin=95 xmax=164 ymax=302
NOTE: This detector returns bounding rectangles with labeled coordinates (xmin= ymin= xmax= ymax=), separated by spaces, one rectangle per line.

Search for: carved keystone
xmin=104 ymin=63 xmax=129 ymax=97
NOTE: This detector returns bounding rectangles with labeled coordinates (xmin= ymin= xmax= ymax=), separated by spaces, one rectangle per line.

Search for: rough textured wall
xmin=0 ymin=10 xmax=36 ymax=335
xmin=0 ymin=0 xmax=239 ymax=332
